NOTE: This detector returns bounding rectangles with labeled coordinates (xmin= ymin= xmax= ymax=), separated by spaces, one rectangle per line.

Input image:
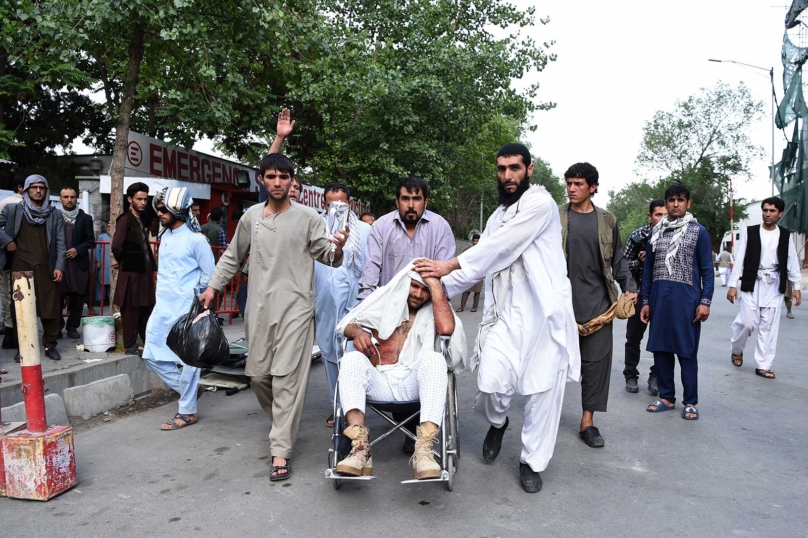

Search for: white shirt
xmin=729 ymin=227 xmax=801 ymax=308
xmin=442 ymin=186 xmax=580 ymax=395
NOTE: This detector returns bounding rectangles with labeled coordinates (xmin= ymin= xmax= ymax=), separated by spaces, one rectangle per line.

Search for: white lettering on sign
xmin=126 ymin=130 xmax=258 ymax=190
xmin=298 ymin=183 xmax=370 ymax=215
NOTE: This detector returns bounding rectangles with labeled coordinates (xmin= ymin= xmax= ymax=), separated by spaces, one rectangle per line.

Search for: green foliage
xmin=636 ymin=81 xmax=765 ymax=180
xmin=2 ymin=0 xmax=555 ymax=234
xmin=608 ymin=159 xmax=748 ymax=247
xmin=616 ymin=82 xmax=759 ymax=247
xmin=531 ymin=157 xmax=565 ymax=204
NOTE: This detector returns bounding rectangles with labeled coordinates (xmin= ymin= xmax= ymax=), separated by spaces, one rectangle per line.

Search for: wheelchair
xmin=324 ymin=335 xmax=460 ymax=491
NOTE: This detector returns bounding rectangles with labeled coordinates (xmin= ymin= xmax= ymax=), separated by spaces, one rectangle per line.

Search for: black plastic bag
xmin=167 ymin=297 xmax=232 ymax=368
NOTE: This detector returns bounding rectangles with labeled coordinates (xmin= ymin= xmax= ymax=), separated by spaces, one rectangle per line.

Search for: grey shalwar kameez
xmin=566 ymin=209 xmax=635 ymax=412
xmin=208 ymin=201 xmax=340 ymax=459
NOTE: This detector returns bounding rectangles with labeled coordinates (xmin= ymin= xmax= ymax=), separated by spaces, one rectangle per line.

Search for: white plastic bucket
xmin=81 ymin=316 xmax=116 ymax=352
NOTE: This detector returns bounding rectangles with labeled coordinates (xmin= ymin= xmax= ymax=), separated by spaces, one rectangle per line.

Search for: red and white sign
xmin=298 ymin=183 xmax=370 ymax=216
xmin=125 ymin=131 xmax=257 ymax=190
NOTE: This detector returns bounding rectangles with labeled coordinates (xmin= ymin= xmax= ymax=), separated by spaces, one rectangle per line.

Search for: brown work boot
xmin=335 ymin=425 xmax=372 ymax=476
xmin=411 ymin=423 xmax=441 ymax=480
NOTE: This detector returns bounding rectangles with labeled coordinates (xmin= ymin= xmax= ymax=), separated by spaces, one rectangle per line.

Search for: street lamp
xmin=708 ymin=59 xmax=776 ymax=197
xmin=709 ymin=58 xmax=778 ymax=249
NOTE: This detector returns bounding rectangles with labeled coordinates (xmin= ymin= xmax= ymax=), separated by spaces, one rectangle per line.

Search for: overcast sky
xmin=74 ymin=1 xmax=794 ymax=207
xmin=517 ymin=0 xmax=794 ymax=205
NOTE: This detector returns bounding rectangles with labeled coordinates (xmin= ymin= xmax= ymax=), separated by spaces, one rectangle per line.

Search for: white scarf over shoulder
xmin=336 ymin=260 xmax=467 ymax=373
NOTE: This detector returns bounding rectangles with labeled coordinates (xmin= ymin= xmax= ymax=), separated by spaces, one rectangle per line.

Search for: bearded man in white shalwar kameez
xmin=415 ymin=142 xmax=580 ymax=493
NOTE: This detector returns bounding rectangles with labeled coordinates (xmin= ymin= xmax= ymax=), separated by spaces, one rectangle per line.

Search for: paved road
xmin=2 ymin=296 xmax=806 ymax=537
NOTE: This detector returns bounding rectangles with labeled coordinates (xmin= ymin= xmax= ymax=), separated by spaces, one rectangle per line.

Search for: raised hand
xmin=276 ymin=108 xmax=295 ymax=139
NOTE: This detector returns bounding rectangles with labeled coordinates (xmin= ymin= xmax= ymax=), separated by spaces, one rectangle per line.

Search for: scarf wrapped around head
xmin=152 ymin=187 xmax=201 ymax=238
xmin=649 ymin=212 xmax=696 ymax=276
xmin=22 ymin=175 xmax=54 ymax=226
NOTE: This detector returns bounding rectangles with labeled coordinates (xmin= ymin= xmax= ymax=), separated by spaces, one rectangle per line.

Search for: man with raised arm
xmin=199 ymin=153 xmax=348 ymax=482
xmin=415 ymin=143 xmax=580 ymax=493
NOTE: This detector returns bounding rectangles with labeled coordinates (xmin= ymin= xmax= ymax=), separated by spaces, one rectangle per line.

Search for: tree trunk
xmin=0 ymin=47 xmax=7 ymax=131
xmin=108 ymin=22 xmax=145 ymax=352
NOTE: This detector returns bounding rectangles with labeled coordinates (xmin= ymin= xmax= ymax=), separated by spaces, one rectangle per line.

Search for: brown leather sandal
xmin=755 ymin=369 xmax=775 ymax=379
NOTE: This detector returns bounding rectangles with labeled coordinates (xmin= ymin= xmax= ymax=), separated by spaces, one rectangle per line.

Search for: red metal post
xmin=12 ymin=271 xmax=47 ymax=432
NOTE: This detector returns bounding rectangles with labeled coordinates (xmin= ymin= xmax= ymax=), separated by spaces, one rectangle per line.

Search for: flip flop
xmin=270 ymin=458 xmax=292 ymax=481
xmin=646 ymin=399 xmax=675 ymax=413
xmin=161 ymin=413 xmax=197 ymax=430
xmin=681 ymin=406 xmax=699 ymax=420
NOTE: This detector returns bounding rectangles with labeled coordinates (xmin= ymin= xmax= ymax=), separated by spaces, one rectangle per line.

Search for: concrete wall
xmin=0 ymin=354 xmax=163 ymax=408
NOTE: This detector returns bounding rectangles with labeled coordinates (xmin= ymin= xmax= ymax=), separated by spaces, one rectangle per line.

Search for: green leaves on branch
xmin=635 ymin=81 xmax=765 ymax=181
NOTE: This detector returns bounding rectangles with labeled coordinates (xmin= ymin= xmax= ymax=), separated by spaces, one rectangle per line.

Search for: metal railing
xmin=64 ymin=241 xmax=245 ymax=325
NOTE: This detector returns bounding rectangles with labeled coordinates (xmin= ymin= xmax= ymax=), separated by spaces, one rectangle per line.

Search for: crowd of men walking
xmin=0 ymin=110 xmax=802 ymax=493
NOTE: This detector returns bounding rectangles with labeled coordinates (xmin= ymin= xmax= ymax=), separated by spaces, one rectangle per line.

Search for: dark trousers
xmin=121 ymin=304 xmax=153 ymax=349
xmin=623 ymin=305 xmax=656 ymax=380
xmin=10 ymin=300 xmax=60 ymax=350
xmin=653 ymin=352 xmax=698 ymax=406
xmin=60 ymin=292 xmax=85 ymax=331
xmin=460 ymin=292 xmax=480 ymax=310
xmin=236 ymin=279 xmax=248 ymax=316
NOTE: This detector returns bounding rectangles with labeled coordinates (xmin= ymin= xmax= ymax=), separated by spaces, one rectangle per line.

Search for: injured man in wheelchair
xmin=334 ymin=261 xmax=466 ymax=479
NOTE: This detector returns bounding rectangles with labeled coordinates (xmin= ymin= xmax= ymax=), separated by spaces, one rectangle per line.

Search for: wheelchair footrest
xmin=401 ymin=470 xmax=449 ymax=484
xmin=324 ymin=469 xmax=375 ymax=480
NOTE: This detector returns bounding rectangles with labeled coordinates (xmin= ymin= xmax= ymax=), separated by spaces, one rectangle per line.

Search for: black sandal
xmin=270 ymin=458 xmax=292 ymax=481
xmin=161 ymin=413 xmax=197 ymax=430
xmin=755 ymin=369 xmax=775 ymax=379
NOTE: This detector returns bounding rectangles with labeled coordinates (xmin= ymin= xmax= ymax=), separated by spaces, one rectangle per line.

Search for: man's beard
xmin=399 ymin=209 xmax=421 ymax=225
xmin=497 ymin=174 xmax=531 ymax=206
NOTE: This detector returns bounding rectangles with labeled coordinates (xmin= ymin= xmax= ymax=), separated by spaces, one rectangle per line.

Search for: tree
xmin=607 ymin=160 xmax=747 ymax=247
xmin=281 ymin=0 xmax=556 ymax=214
xmin=3 ymin=0 xmax=317 ymax=348
xmin=3 ymin=0 xmax=556 ymax=244
xmin=636 ymin=81 xmax=765 ymax=180
xmin=531 ymin=157 xmax=565 ymax=204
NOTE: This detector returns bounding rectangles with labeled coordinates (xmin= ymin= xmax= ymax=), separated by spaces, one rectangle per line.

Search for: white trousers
xmin=474 ymin=368 xmax=566 ymax=473
xmin=730 ymin=298 xmax=781 ymax=371
xmin=339 ymin=351 xmax=447 ymax=426
xmin=718 ymin=267 xmax=730 ymax=286
xmin=144 ymin=358 xmax=201 ymax=415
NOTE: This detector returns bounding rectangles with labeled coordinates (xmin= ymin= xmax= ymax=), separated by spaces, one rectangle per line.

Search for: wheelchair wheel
xmin=330 ymin=402 xmax=346 ymax=490
xmin=330 ymin=449 xmax=343 ymax=490
xmin=445 ymin=454 xmax=455 ymax=492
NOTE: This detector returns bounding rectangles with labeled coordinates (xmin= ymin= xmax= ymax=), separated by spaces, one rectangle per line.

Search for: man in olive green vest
xmin=201 ymin=207 xmax=227 ymax=255
xmin=560 ymin=163 xmax=636 ymax=449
